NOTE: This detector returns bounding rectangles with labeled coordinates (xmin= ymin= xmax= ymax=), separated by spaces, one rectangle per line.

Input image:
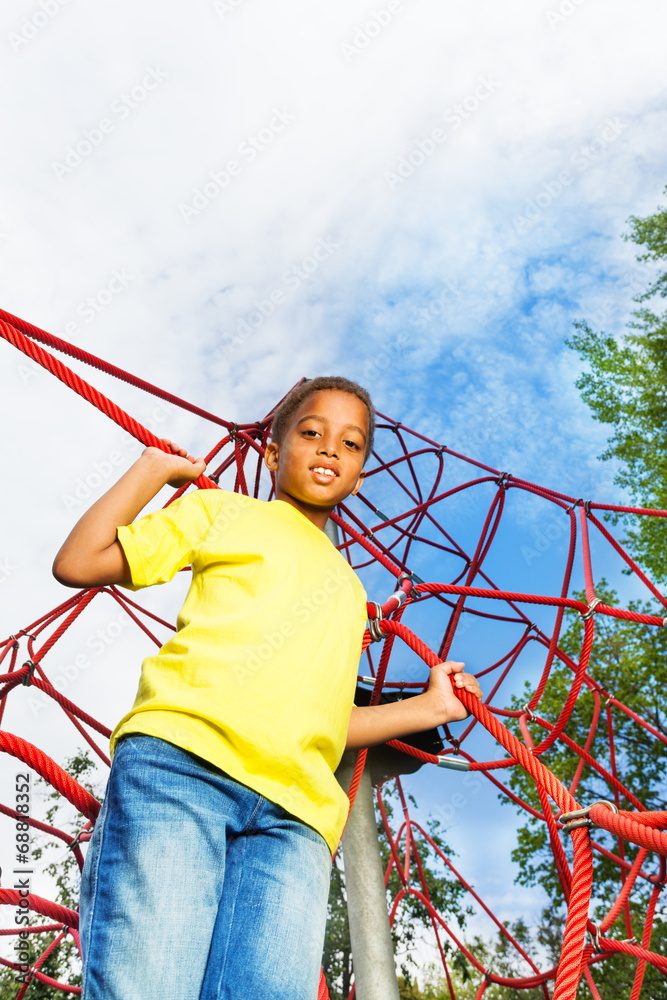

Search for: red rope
xmin=2 ymin=311 xmax=666 ymax=999
xmin=0 ymin=318 xmax=219 ymax=491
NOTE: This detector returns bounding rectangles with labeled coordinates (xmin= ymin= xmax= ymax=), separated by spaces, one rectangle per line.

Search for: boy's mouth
xmin=310 ymin=465 xmax=338 ymax=483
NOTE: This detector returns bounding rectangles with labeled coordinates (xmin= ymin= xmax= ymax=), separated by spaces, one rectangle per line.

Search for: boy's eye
xmin=344 ymin=440 xmax=360 ymax=450
xmin=303 ymin=429 xmax=319 ymax=437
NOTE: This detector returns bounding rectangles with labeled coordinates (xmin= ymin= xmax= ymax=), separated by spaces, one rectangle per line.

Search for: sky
xmin=1 ymin=0 xmax=667 ymax=980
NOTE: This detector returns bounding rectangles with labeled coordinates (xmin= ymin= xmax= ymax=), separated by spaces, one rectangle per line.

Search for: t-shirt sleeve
xmin=117 ymin=491 xmax=216 ymax=590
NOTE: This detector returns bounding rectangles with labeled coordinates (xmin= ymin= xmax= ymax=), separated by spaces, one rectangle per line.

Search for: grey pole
xmin=325 ymin=518 xmax=400 ymax=1000
xmin=336 ymin=754 xmax=401 ymax=1000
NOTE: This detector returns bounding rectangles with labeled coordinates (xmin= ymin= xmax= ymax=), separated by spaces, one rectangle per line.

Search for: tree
xmin=323 ymin=855 xmax=354 ymax=1000
xmin=0 ymin=750 xmax=101 ymax=999
xmin=416 ymin=914 xmax=565 ymax=1000
xmin=556 ymin=190 xmax=667 ymax=995
xmin=506 ymin=585 xmax=667 ymax=998
xmin=323 ymin=783 xmax=471 ymax=1000
xmin=566 ymin=187 xmax=667 ymax=585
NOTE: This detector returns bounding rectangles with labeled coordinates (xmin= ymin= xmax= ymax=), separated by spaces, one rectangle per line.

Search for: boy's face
xmin=264 ymin=389 xmax=368 ymax=530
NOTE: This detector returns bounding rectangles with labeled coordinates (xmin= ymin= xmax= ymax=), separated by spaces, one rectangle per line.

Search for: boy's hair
xmin=270 ymin=376 xmax=375 ymax=463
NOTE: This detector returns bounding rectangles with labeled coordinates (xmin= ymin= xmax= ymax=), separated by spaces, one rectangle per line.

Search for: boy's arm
xmin=52 ymin=442 xmax=206 ymax=589
xmin=345 ymin=661 xmax=482 ymax=750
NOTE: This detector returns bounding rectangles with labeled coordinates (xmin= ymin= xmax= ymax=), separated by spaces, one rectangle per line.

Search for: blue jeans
xmin=79 ymin=735 xmax=332 ymax=1000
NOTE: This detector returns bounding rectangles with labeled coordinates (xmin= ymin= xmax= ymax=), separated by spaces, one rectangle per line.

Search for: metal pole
xmin=336 ymin=754 xmax=401 ymax=1000
xmin=325 ymin=519 xmax=400 ymax=1000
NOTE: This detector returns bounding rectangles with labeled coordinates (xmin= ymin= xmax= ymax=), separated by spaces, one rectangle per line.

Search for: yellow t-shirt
xmin=111 ymin=489 xmax=367 ymax=853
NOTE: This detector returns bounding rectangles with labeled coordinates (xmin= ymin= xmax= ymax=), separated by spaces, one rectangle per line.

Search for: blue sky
xmin=1 ymin=0 xmax=666 ymax=977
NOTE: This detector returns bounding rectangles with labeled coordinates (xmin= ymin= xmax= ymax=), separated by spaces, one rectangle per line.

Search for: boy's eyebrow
xmin=296 ymin=414 xmax=367 ymax=441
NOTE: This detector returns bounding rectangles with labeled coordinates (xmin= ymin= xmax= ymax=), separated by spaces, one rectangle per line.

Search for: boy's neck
xmin=272 ymin=491 xmax=331 ymax=531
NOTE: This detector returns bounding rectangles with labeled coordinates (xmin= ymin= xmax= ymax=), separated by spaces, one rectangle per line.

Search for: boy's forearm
xmin=344 ymin=663 xmax=482 ymax=750
xmin=345 ymin=696 xmax=436 ymax=751
xmin=52 ymin=451 xmax=173 ymax=587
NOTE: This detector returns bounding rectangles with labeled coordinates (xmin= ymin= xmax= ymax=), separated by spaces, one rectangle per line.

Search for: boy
xmin=53 ymin=376 xmax=481 ymax=1000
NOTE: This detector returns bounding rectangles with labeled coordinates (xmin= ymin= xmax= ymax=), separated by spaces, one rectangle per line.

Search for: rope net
xmin=0 ymin=308 xmax=665 ymax=1000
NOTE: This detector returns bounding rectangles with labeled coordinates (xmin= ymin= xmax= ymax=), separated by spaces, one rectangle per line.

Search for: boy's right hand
xmin=143 ymin=440 xmax=207 ymax=488
xmin=54 ymin=439 xmax=207 ymax=589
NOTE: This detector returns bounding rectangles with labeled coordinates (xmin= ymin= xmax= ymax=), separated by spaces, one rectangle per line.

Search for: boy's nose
xmin=318 ymin=440 xmax=338 ymax=457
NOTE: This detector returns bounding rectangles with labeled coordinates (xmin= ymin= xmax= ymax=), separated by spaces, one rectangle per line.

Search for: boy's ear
xmin=350 ymin=470 xmax=365 ymax=496
xmin=264 ymin=441 xmax=279 ymax=472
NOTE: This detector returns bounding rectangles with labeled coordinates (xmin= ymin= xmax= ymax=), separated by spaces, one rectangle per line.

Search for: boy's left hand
xmin=424 ymin=660 xmax=482 ymax=724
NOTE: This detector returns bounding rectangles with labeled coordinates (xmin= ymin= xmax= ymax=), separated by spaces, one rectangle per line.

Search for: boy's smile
xmin=264 ymin=389 xmax=368 ymax=530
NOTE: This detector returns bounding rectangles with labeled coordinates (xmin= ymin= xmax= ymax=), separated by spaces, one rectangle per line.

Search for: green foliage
xmin=624 ymin=195 xmax=667 ymax=301
xmin=505 ymin=585 xmax=667 ymax=996
xmin=383 ymin=793 xmax=471 ymax=978
xmin=0 ymin=750 xmax=101 ymax=999
xmin=322 ymin=783 xmax=471 ymax=1000
xmin=416 ymin=913 xmax=564 ymax=1000
xmin=566 ymin=187 xmax=667 ymax=584
xmin=323 ymin=854 xmax=353 ymax=1000
xmin=558 ymin=190 xmax=667 ymax=995
xmin=422 ymin=912 xmax=667 ymax=999
xmin=507 ymin=583 xmax=667 ymax=896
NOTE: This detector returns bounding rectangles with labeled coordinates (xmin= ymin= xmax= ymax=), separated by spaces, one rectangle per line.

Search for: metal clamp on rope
xmin=68 ymin=828 xmax=85 ymax=852
xmin=589 ymin=923 xmax=603 ymax=952
xmin=367 ymin=602 xmax=385 ymax=643
xmin=388 ymin=571 xmax=414 ymax=610
xmin=401 ymin=569 xmax=426 ymax=599
xmin=494 ymin=471 xmax=511 ymax=488
xmin=21 ymin=661 xmax=37 ymax=686
xmin=580 ymin=597 xmax=602 ymax=622
xmin=559 ymin=799 xmax=618 ymax=834
xmin=436 ymin=755 xmax=470 ymax=771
